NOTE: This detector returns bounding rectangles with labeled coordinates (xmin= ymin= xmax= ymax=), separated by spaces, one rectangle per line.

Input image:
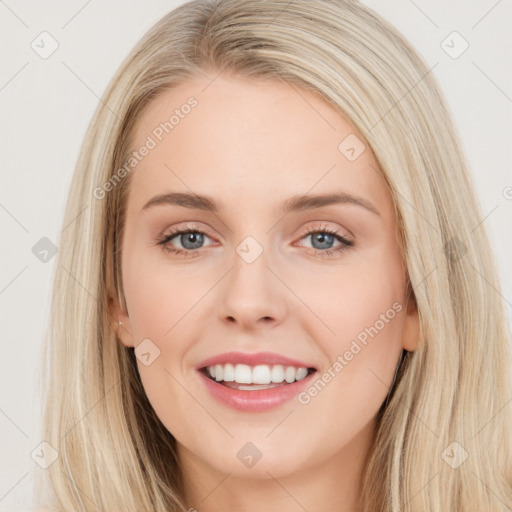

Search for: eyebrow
xmin=141 ymin=190 xmax=380 ymax=216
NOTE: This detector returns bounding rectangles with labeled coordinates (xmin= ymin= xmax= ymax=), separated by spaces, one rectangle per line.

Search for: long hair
xmin=36 ymin=0 xmax=512 ymax=510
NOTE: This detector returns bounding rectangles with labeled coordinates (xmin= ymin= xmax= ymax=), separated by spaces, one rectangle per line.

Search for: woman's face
xmin=112 ymin=72 xmax=418 ymax=491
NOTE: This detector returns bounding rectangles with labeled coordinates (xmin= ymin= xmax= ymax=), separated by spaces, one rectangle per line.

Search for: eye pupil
xmin=311 ymin=232 xmax=334 ymax=250
xmin=181 ymin=232 xmax=203 ymax=249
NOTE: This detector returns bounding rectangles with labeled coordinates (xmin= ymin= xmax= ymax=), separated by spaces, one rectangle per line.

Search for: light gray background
xmin=1 ymin=1 xmax=511 ymax=509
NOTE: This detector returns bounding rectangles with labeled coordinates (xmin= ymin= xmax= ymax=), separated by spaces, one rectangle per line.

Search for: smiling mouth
xmin=199 ymin=367 xmax=317 ymax=391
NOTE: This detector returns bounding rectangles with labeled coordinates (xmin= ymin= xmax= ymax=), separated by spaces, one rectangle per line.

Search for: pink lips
xmin=198 ymin=370 xmax=316 ymax=412
xmin=195 ymin=351 xmax=317 ymax=413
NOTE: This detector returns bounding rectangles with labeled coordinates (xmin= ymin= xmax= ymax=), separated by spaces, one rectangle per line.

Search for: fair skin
xmin=111 ymin=71 xmax=419 ymax=512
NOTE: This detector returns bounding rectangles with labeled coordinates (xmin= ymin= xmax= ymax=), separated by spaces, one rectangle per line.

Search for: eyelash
xmin=155 ymin=224 xmax=354 ymax=258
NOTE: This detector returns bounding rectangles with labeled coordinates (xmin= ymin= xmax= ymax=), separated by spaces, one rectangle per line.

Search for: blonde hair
xmin=37 ymin=0 xmax=512 ymax=510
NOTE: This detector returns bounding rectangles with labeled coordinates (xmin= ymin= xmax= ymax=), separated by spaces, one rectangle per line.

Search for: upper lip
xmin=196 ymin=351 xmax=317 ymax=370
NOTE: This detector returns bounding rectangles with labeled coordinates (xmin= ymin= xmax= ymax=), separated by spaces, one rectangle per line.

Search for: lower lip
xmin=197 ymin=370 xmax=316 ymax=412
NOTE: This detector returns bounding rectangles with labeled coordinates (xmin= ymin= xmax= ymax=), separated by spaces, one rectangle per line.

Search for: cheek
xmin=293 ymin=299 xmax=404 ymax=458
xmin=122 ymin=249 xmax=216 ymax=432
xmin=125 ymin=282 xmax=194 ymax=441
xmin=302 ymin=243 xmax=405 ymax=349
xmin=123 ymin=241 xmax=210 ymax=342
xmin=297 ymin=243 xmax=406 ymax=410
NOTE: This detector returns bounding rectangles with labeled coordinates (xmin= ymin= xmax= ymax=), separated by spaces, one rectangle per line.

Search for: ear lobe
xmin=401 ymin=289 xmax=420 ymax=352
xmin=109 ymin=296 xmax=135 ymax=348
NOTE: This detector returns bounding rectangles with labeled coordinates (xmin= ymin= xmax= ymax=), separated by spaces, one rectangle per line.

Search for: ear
xmin=109 ymin=295 xmax=135 ymax=348
xmin=401 ymin=286 xmax=420 ymax=352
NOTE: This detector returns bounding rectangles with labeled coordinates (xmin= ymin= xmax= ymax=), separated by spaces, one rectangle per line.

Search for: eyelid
xmin=159 ymin=222 xmax=216 ymax=238
xmin=300 ymin=222 xmax=353 ymax=240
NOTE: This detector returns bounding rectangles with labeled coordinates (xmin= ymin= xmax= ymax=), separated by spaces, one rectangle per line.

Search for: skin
xmin=111 ymin=71 xmax=419 ymax=512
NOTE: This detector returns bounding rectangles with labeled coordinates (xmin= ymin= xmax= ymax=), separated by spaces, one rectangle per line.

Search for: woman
xmin=37 ymin=0 xmax=512 ymax=510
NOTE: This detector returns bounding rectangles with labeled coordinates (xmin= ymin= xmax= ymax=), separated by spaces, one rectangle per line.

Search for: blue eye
xmin=299 ymin=226 xmax=354 ymax=257
xmin=156 ymin=225 xmax=354 ymax=258
xmin=156 ymin=228 xmax=214 ymax=256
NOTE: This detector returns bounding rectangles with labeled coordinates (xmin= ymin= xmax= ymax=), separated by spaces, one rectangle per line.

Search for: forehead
xmin=125 ymin=72 xmax=390 ymax=218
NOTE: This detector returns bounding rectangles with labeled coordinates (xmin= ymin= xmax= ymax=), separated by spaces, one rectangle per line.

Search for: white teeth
xmin=284 ymin=366 xmax=296 ymax=383
xmin=252 ymin=365 xmax=272 ymax=384
xmin=205 ymin=363 xmax=311 ymax=385
xmin=295 ymin=367 xmax=308 ymax=380
xmin=235 ymin=364 xmax=252 ymax=384
xmin=223 ymin=363 xmax=235 ymax=382
xmin=271 ymin=364 xmax=285 ymax=383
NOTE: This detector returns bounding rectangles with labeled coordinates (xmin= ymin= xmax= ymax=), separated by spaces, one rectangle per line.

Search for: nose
xmin=217 ymin=243 xmax=288 ymax=331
